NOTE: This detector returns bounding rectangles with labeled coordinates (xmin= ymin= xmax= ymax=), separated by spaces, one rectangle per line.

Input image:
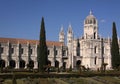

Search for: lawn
xmin=2 ymin=76 xmax=120 ymax=84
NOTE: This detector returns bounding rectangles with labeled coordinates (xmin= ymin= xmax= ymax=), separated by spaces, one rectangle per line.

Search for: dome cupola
xmin=84 ymin=11 xmax=97 ymax=24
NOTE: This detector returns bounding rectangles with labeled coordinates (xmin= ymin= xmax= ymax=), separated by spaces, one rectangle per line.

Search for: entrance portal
xmin=76 ymin=60 xmax=81 ymax=69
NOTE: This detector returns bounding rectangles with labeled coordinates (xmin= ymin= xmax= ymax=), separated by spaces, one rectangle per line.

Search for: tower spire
xmin=59 ymin=25 xmax=65 ymax=43
xmin=68 ymin=23 xmax=73 ymax=34
xmin=60 ymin=25 xmax=64 ymax=32
xmin=90 ymin=10 xmax=92 ymax=15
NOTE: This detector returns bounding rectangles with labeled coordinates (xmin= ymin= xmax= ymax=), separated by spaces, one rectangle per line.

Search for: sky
xmin=0 ymin=0 xmax=120 ymax=41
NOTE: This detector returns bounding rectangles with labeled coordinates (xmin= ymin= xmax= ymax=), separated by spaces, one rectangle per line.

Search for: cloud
xmin=100 ymin=19 xmax=106 ymax=23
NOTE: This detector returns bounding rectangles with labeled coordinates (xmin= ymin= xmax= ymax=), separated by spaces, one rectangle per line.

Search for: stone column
xmin=34 ymin=61 xmax=38 ymax=69
xmin=59 ymin=58 xmax=63 ymax=68
xmin=51 ymin=60 xmax=55 ymax=67
xmin=5 ymin=60 xmax=8 ymax=68
xmin=25 ymin=60 xmax=28 ymax=69
xmin=15 ymin=61 xmax=19 ymax=69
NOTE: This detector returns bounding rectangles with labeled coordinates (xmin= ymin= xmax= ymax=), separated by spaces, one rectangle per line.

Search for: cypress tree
xmin=111 ymin=22 xmax=120 ymax=69
xmin=12 ymin=74 xmax=17 ymax=84
xmin=38 ymin=17 xmax=48 ymax=72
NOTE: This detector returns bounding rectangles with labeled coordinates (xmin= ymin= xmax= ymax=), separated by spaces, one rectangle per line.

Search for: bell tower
xmin=67 ymin=24 xmax=74 ymax=68
xmin=67 ymin=24 xmax=73 ymax=47
xmin=59 ymin=26 xmax=65 ymax=43
xmin=84 ymin=11 xmax=98 ymax=39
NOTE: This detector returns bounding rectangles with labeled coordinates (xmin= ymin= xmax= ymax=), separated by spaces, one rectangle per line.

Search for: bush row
xmin=1 ymin=72 xmax=120 ymax=79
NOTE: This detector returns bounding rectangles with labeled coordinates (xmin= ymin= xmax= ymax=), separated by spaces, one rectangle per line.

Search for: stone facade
xmin=0 ymin=38 xmax=64 ymax=69
xmin=59 ymin=11 xmax=115 ymax=70
xmin=0 ymin=11 xmax=119 ymax=70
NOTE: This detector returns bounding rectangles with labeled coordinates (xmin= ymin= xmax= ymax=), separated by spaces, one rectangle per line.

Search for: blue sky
xmin=0 ymin=0 xmax=120 ymax=41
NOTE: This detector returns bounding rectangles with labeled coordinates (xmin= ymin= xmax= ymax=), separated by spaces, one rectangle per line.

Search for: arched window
xmin=93 ymin=19 xmax=96 ymax=24
xmin=94 ymin=57 xmax=97 ymax=65
xmin=0 ymin=60 xmax=5 ymax=68
xmin=90 ymin=20 xmax=92 ymax=24
xmin=94 ymin=46 xmax=97 ymax=53
xmin=76 ymin=60 xmax=81 ymax=69
xmin=94 ymin=46 xmax=98 ymax=53
xmin=55 ymin=60 xmax=59 ymax=68
xmin=102 ymin=46 xmax=104 ymax=54
xmin=94 ymin=27 xmax=96 ymax=30
xmin=47 ymin=49 xmax=50 ymax=55
xmin=9 ymin=60 xmax=16 ymax=68
xmin=94 ymin=32 xmax=96 ymax=39
xmin=19 ymin=60 xmax=25 ymax=68
xmin=86 ymin=33 xmax=87 ymax=39
xmin=85 ymin=20 xmax=87 ymax=24
xmin=77 ymin=40 xmax=80 ymax=56
xmin=63 ymin=62 xmax=66 ymax=69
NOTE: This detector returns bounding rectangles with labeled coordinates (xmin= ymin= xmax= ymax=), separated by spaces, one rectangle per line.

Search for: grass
xmin=1 ymin=70 xmax=120 ymax=84
xmin=98 ymin=76 xmax=120 ymax=84
xmin=2 ymin=77 xmax=120 ymax=84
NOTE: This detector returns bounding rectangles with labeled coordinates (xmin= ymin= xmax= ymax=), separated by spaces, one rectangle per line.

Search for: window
xmin=55 ymin=50 xmax=58 ymax=55
xmin=48 ymin=50 xmax=50 ymax=55
xmin=77 ymin=41 xmax=80 ymax=48
xmin=21 ymin=48 xmax=24 ymax=54
xmin=30 ymin=49 xmax=32 ymax=54
xmin=62 ymin=50 xmax=66 ymax=56
xmin=86 ymin=33 xmax=87 ymax=39
xmin=94 ymin=19 xmax=96 ymax=24
xmin=94 ymin=27 xmax=96 ymax=30
xmin=69 ymin=40 xmax=71 ymax=43
xmin=11 ymin=48 xmax=14 ymax=54
xmin=77 ymin=46 xmax=80 ymax=56
xmin=85 ymin=20 xmax=87 ymax=24
xmin=90 ymin=20 xmax=92 ymax=24
xmin=94 ymin=46 xmax=97 ymax=53
xmin=0 ymin=47 xmax=4 ymax=53
xmin=94 ymin=57 xmax=97 ymax=65
xmin=77 ymin=52 xmax=80 ymax=56
xmin=102 ymin=46 xmax=104 ymax=54
xmin=77 ymin=49 xmax=80 ymax=56
xmin=94 ymin=32 xmax=96 ymax=39
xmin=94 ymin=46 xmax=98 ymax=54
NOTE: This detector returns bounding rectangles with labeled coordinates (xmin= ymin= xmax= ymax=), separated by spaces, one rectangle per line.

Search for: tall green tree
xmin=38 ymin=17 xmax=48 ymax=72
xmin=12 ymin=74 xmax=17 ymax=84
xmin=111 ymin=22 xmax=120 ymax=69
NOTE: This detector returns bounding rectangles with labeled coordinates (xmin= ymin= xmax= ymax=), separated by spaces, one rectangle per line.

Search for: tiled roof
xmin=0 ymin=37 xmax=64 ymax=46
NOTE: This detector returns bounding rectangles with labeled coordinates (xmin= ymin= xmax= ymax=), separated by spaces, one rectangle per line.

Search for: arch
xmin=76 ymin=60 xmax=81 ymax=66
xmin=85 ymin=20 xmax=87 ymax=24
xmin=0 ymin=59 xmax=5 ymax=68
xmin=19 ymin=60 xmax=25 ymax=68
xmin=63 ymin=62 xmax=66 ymax=69
xmin=9 ymin=60 xmax=16 ymax=68
xmin=90 ymin=20 xmax=92 ymax=24
xmin=76 ymin=60 xmax=81 ymax=69
xmin=55 ymin=60 xmax=59 ymax=68
xmin=28 ymin=60 xmax=34 ymax=69
xmin=48 ymin=60 xmax=51 ymax=66
xmin=93 ymin=19 xmax=96 ymax=24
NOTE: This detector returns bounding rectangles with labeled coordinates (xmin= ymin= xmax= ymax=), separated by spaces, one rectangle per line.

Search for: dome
xmin=86 ymin=11 xmax=96 ymax=19
xmin=85 ymin=11 xmax=97 ymax=24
